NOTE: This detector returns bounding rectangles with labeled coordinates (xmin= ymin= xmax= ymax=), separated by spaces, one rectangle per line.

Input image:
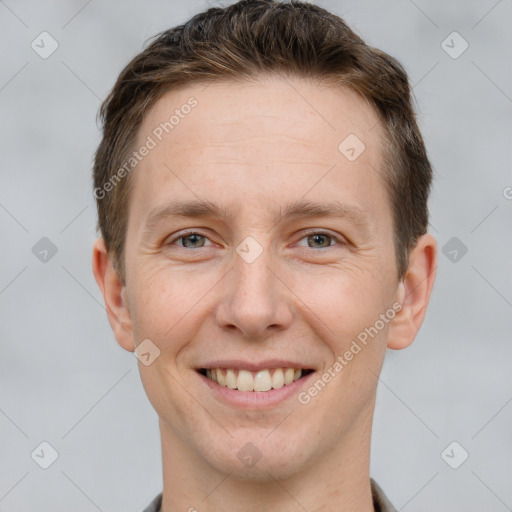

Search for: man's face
xmin=121 ymin=76 xmax=401 ymax=478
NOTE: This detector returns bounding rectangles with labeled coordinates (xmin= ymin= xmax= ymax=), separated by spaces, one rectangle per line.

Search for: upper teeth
xmin=205 ymin=368 xmax=303 ymax=392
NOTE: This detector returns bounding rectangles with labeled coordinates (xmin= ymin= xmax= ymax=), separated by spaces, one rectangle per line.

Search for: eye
xmin=296 ymin=231 xmax=344 ymax=249
xmin=165 ymin=230 xmax=345 ymax=250
xmin=167 ymin=232 xmax=213 ymax=249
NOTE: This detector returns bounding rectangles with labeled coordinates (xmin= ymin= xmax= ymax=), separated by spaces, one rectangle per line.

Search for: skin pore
xmin=93 ymin=75 xmax=437 ymax=511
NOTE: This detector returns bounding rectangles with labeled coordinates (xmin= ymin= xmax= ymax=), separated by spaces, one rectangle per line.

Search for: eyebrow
xmin=142 ymin=198 xmax=370 ymax=235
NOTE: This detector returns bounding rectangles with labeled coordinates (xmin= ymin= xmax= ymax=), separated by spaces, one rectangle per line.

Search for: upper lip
xmin=197 ymin=359 xmax=315 ymax=372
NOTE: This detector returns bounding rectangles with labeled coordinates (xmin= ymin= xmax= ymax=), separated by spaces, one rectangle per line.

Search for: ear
xmin=92 ymin=237 xmax=135 ymax=352
xmin=387 ymin=233 xmax=437 ymax=350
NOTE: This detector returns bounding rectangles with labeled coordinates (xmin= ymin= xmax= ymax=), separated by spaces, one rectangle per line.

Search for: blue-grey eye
xmin=178 ymin=233 xmax=207 ymax=248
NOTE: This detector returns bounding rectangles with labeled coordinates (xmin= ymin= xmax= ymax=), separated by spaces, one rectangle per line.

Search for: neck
xmin=159 ymin=407 xmax=376 ymax=512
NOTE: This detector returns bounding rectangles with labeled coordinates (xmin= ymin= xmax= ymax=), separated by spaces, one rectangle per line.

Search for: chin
xmin=200 ymin=428 xmax=316 ymax=482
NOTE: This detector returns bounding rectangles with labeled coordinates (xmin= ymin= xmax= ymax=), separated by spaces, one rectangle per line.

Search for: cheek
xmin=289 ymin=263 xmax=393 ymax=408
xmin=294 ymin=268 xmax=390 ymax=415
xmin=291 ymin=263 xmax=389 ymax=344
xmin=129 ymin=264 xmax=218 ymax=344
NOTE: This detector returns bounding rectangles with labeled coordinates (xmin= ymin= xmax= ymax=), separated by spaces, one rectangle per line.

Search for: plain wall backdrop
xmin=1 ymin=1 xmax=511 ymax=511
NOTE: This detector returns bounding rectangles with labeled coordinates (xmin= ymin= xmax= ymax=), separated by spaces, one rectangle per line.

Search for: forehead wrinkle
xmin=172 ymin=136 xmax=329 ymax=152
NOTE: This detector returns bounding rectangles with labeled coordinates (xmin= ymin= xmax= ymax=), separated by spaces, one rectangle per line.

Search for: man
xmin=92 ymin=1 xmax=437 ymax=510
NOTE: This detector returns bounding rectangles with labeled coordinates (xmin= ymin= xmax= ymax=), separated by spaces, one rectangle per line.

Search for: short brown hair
xmin=93 ymin=0 xmax=432 ymax=284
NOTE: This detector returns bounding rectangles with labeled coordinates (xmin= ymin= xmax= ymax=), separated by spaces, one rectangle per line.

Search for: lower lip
xmin=197 ymin=371 xmax=316 ymax=409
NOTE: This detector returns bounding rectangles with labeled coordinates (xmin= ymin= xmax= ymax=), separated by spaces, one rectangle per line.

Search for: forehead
xmin=128 ymin=75 xmax=390 ymax=230
xmin=137 ymin=75 xmax=381 ymax=155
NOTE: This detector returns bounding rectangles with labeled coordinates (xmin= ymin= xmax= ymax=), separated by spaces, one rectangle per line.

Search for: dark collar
xmin=142 ymin=478 xmax=397 ymax=512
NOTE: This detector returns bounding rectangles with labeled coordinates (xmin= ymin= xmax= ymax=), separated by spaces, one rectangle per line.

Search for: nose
xmin=215 ymin=245 xmax=293 ymax=339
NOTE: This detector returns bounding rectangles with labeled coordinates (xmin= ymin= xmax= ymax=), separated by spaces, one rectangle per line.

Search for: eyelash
xmin=166 ymin=230 xmax=346 ymax=249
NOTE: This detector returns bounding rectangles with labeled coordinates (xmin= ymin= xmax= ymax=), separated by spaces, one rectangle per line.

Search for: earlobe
xmin=387 ymin=233 xmax=437 ymax=350
xmin=92 ymin=238 xmax=135 ymax=352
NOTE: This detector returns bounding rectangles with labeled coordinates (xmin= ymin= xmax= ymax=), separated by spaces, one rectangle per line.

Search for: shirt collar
xmin=142 ymin=478 xmax=397 ymax=512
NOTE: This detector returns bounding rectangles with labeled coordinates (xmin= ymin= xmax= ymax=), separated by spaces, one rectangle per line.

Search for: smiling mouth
xmin=197 ymin=367 xmax=315 ymax=392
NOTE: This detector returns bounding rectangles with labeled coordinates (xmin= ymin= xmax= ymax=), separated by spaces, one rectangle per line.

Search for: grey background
xmin=1 ymin=0 xmax=511 ymax=510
